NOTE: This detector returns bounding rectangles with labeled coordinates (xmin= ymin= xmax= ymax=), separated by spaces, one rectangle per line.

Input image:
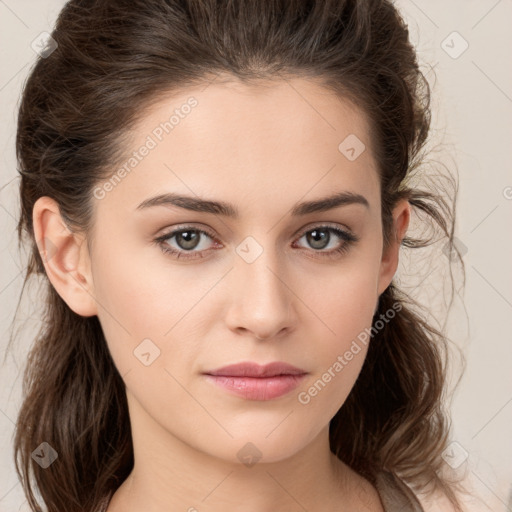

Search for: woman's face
xmin=48 ymin=77 xmax=408 ymax=464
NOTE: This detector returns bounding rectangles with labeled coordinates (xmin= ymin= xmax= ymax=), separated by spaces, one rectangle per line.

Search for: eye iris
xmin=176 ymin=230 xmax=201 ymax=250
xmin=307 ymin=229 xmax=330 ymax=250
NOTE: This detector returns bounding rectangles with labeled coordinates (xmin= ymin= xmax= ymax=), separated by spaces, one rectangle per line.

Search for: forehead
xmin=96 ymin=76 xmax=380 ymax=217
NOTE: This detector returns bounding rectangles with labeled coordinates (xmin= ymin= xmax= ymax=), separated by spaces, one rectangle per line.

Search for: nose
xmin=224 ymin=249 xmax=296 ymax=341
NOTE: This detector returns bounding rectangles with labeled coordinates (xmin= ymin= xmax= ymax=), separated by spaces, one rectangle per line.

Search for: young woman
xmin=11 ymin=0 xmax=466 ymax=510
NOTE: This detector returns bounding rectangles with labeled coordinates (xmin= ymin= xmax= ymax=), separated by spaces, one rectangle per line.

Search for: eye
xmin=154 ymin=226 xmax=219 ymax=260
xmin=154 ymin=224 xmax=359 ymax=261
xmin=292 ymin=224 xmax=359 ymax=260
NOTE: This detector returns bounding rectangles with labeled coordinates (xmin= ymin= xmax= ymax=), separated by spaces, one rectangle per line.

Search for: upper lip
xmin=204 ymin=362 xmax=307 ymax=378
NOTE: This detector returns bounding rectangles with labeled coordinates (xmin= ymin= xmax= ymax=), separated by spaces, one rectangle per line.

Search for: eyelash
xmin=154 ymin=224 xmax=359 ymax=261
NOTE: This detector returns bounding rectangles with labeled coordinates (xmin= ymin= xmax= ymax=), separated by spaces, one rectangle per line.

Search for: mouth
xmin=203 ymin=361 xmax=308 ymax=400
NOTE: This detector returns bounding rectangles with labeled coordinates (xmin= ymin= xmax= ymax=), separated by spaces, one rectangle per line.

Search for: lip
xmin=203 ymin=362 xmax=308 ymax=401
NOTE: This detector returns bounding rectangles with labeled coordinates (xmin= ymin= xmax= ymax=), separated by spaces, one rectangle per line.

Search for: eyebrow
xmin=135 ymin=191 xmax=369 ymax=217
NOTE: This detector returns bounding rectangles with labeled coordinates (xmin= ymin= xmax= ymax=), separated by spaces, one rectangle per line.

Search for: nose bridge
xmin=226 ymin=235 xmax=294 ymax=339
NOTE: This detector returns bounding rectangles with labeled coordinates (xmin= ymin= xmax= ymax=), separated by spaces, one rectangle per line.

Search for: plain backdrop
xmin=1 ymin=1 xmax=511 ymax=511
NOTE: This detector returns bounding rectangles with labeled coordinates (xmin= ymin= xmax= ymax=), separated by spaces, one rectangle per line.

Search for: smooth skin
xmin=33 ymin=76 xmax=412 ymax=512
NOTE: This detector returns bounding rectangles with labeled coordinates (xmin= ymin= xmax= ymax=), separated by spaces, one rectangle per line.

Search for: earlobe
xmin=33 ymin=196 xmax=98 ymax=317
xmin=376 ymin=199 xmax=411 ymax=296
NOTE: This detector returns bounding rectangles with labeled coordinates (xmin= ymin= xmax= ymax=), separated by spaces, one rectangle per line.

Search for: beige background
xmin=1 ymin=1 xmax=511 ymax=510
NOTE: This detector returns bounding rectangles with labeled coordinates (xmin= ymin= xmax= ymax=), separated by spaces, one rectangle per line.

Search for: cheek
xmin=94 ymin=239 xmax=216 ymax=325
xmin=293 ymin=258 xmax=380 ymax=409
xmin=91 ymin=240 xmax=219 ymax=380
xmin=302 ymin=258 xmax=379 ymax=347
xmin=90 ymin=243 xmax=172 ymax=371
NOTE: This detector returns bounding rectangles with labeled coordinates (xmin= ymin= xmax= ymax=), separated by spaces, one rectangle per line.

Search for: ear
xmin=32 ymin=196 xmax=98 ymax=317
xmin=376 ymin=199 xmax=410 ymax=296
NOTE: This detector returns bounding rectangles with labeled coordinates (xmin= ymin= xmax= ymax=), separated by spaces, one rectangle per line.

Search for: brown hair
xmin=8 ymin=0 xmax=466 ymax=510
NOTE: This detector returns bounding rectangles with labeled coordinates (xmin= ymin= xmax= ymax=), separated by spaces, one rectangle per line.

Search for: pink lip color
xmin=204 ymin=374 xmax=306 ymax=400
xmin=203 ymin=362 xmax=307 ymax=400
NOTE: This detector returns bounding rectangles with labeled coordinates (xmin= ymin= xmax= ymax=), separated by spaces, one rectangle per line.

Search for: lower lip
xmin=204 ymin=374 xmax=307 ymax=400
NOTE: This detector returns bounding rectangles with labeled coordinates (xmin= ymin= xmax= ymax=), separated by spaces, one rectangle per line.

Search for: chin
xmin=211 ymin=431 xmax=312 ymax=466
